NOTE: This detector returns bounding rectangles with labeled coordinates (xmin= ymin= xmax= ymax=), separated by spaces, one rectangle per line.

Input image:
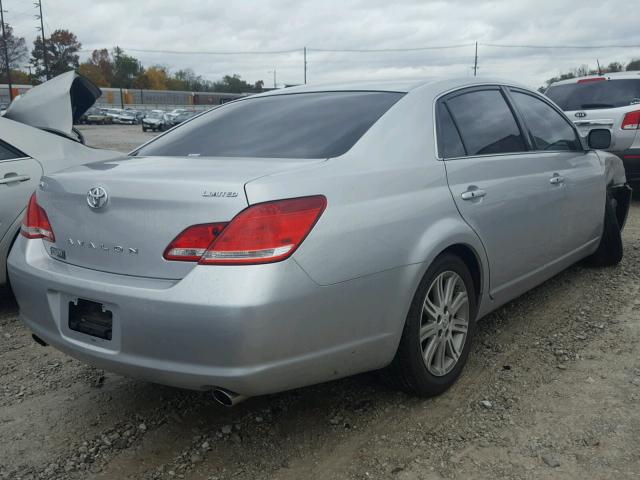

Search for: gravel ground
xmin=1 ymin=126 xmax=639 ymax=479
xmin=77 ymin=124 xmax=161 ymax=152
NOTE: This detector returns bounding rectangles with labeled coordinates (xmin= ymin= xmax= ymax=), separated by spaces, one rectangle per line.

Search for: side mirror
xmin=587 ymin=129 xmax=611 ymax=150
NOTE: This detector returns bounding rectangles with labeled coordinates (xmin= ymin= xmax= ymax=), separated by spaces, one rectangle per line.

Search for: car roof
xmin=549 ymin=71 xmax=640 ymax=86
xmin=257 ymin=77 xmax=532 ymax=96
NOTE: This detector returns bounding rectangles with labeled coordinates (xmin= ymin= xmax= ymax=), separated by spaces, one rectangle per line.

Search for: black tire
xmin=383 ymin=253 xmax=477 ymax=397
xmin=588 ymin=192 xmax=623 ymax=267
xmin=142 ymin=127 xmax=147 ymax=132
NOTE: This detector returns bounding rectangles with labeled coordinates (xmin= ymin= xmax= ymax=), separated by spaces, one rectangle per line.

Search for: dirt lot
xmin=1 ymin=126 xmax=639 ymax=479
xmin=77 ymin=124 xmax=161 ymax=152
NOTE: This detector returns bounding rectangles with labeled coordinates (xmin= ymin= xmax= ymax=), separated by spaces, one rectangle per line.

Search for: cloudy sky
xmin=4 ymin=0 xmax=640 ymax=89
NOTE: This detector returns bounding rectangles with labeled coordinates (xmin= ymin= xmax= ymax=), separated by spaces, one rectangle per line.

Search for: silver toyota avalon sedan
xmin=8 ymin=78 xmax=632 ymax=406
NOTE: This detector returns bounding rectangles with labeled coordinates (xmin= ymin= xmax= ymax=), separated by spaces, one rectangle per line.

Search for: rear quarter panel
xmin=245 ymin=85 xmax=488 ymax=289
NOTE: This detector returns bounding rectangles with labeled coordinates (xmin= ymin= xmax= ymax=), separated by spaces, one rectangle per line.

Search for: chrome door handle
xmin=461 ymin=189 xmax=486 ymax=200
xmin=0 ymin=174 xmax=31 ymax=185
xmin=549 ymin=175 xmax=565 ymax=185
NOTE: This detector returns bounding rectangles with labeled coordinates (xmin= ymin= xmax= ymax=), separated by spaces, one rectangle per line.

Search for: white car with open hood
xmin=0 ymin=71 xmax=121 ymax=285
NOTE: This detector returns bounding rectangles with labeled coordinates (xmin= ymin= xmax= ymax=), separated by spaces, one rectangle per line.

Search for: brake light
xmin=621 ymin=110 xmax=640 ymax=130
xmin=163 ymin=223 xmax=227 ymax=261
xmin=163 ymin=196 xmax=327 ymax=265
xmin=21 ymin=193 xmax=55 ymax=242
xmin=577 ymin=77 xmax=606 ymax=84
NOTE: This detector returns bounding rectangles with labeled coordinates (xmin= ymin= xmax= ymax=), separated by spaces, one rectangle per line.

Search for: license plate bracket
xmin=68 ymin=299 xmax=113 ymax=341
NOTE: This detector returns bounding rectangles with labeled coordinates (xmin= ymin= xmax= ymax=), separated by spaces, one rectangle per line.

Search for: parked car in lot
xmin=114 ymin=110 xmax=137 ymax=125
xmin=142 ymin=110 xmax=168 ymax=131
xmin=166 ymin=110 xmax=196 ymax=128
xmin=102 ymin=108 xmax=124 ymax=122
xmin=166 ymin=108 xmax=188 ymax=122
xmin=8 ymin=78 xmax=631 ymax=407
xmin=124 ymin=109 xmax=145 ymax=124
xmin=0 ymin=72 xmax=120 ymax=286
xmin=84 ymin=108 xmax=113 ymax=125
xmin=546 ymin=72 xmax=640 ymax=184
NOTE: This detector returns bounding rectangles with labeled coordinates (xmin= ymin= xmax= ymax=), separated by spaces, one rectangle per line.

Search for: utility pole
xmin=35 ymin=0 xmax=49 ymax=80
xmin=472 ymin=42 xmax=478 ymax=77
xmin=114 ymin=46 xmax=124 ymax=108
xmin=0 ymin=0 xmax=13 ymax=100
xmin=304 ymin=47 xmax=307 ymax=84
xmin=268 ymin=69 xmax=276 ymax=88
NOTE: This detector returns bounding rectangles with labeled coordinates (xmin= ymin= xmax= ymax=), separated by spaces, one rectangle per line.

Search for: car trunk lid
xmin=4 ymin=71 xmax=100 ymax=136
xmin=37 ymin=155 xmax=321 ymax=279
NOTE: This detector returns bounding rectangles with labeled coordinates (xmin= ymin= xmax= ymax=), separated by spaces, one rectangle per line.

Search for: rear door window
xmin=436 ymin=102 xmax=466 ymax=158
xmin=0 ymin=140 xmax=25 ymax=161
xmin=510 ymin=91 xmax=581 ymax=151
xmin=445 ymin=89 xmax=527 ymax=156
xmin=545 ymin=79 xmax=640 ymax=110
xmin=135 ymin=91 xmax=404 ymax=159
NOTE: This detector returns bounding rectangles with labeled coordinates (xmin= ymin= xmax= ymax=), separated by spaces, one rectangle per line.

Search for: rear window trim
xmin=131 ymin=89 xmax=407 ymax=158
xmin=434 ymin=84 xmax=532 ymax=160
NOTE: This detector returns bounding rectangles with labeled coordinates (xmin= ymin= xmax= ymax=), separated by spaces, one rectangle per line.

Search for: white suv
xmin=546 ymin=71 xmax=640 ymax=184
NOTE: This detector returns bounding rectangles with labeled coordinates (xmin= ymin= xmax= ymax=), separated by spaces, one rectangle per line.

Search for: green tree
xmin=112 ymin=47 xmax=142 ymax=88
xmin=133 ymin=65 xmax=168 ymax=90
xmin=605 ymin=61 xmax=624 ymax=73
xmin=89 ymin=48 xmax=115 ymax=84
xmin=30 ymin=29 xmax=81 ymax=80
xmin=78 ymin=62 xmax=109 ymax=87
xmin=213 ymin=74 xmax=253 ymax=93
xmin=0 ymin=24 xmax=27 ymax=82
xmin=627 ymin=59 xmax=640 ymax=71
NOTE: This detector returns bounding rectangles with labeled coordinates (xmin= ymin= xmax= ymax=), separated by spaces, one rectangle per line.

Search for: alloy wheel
xmin=420 ymin=270 xmax=469 ymax=376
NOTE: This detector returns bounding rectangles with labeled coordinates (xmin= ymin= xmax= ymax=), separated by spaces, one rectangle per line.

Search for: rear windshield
xmin=546 ymin=79 xmax=640 ymax=110
xmin=135 ymin=91 xmax=404 ymax=159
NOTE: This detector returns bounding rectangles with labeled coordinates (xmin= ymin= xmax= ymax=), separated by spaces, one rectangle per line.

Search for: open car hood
xmin=4 ymin=71 xmax=100 ymax=136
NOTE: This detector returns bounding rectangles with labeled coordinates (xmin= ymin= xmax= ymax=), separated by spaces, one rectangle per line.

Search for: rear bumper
xmin=619 ymin=149 xmax=640 ymax=184
xmin=8 ymin=238 xmax=417 ymax=396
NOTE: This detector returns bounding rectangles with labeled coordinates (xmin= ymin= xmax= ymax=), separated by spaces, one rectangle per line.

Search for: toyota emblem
xmin=87 ymin=187 xmax=108 ymax=209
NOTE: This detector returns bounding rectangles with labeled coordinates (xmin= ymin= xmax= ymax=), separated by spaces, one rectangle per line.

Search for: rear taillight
xmin=622 ymin=111 xmax=640 ymax=130
xmin=163 ymin=223 xmax=227 ymax=262
xmin=163 ymin=195 xmax=327 ymax=265
xmin=21 ymin=193 xmax=55 ymax=242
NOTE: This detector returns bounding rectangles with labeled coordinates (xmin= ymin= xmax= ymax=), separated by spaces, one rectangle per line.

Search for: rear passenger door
xmin=438 ymin=86 xmax=567 ymax=302
xmin=0 ymin=140 xmax=41 ymax=243
xmin=506 ymin=88 xmax=603 ymax=253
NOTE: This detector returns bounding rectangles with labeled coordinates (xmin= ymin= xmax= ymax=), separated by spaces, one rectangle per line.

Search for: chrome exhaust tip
xmin=211 ymin=388 xmax=248 ymax=407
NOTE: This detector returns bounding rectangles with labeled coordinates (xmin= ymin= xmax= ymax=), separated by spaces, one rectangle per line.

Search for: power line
xmin=481 ymin=43 xmax=640 ymax=49
xmin=109 ymin=47 xmax=302 ymax=55
xmin=307 ymin=44 xmax=474 ymax=53
xmin=79 ymin=43 xmax=476 ymax=56
xmin=77 ymin=42 xmax=640 ymax=57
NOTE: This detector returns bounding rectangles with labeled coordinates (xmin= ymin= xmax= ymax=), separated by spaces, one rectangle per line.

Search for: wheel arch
xmin=0 ymin=211 xmax=24 ymax=286
xmin=404 ymin=223 xmax=490 ymax=329
xmin=438 ymin=243 xmax=483 ymax=305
